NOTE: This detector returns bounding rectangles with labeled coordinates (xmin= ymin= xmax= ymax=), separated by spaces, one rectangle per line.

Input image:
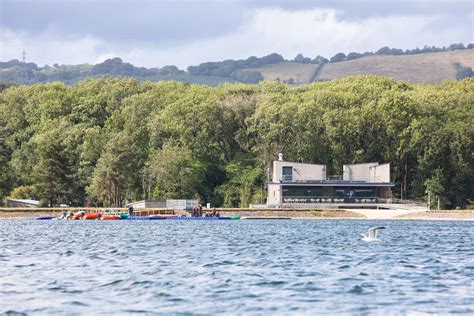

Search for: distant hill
xmin=317 ymin=50 xmax=474 ymax=83
xmin=1 ymin=44 xmax=472 ymax=86
xmin=244 ymin=50 xmax=474 ymax=84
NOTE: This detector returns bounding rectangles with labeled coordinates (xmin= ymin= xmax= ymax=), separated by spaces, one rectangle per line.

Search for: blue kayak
xmin=126 ymin=216 xmax=166 ymax=221
xmin=126 ymin=216 xmax=238 ymax=221
xmin=36 ymin=216 xmax=57 ymax=220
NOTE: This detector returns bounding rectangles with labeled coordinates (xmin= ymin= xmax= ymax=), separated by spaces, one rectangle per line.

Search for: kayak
xmin=84 ymin=212 xmax=101 ymax=220
xmin=102 ymin=215 xmax=121 ymax=220
xmin=126 ymin=216 xmax=166 ymax=220
xmin=165 ymin=217 xmax=234 ymax=220
xmin=72 ymin=213 xmax=84 ymax=220
xmin=126 ymin=216 xmax=239 ymax=221
xmin=36 ymin=216 xmax=57 ymax=220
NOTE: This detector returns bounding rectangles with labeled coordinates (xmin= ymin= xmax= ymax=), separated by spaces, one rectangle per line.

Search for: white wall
xmin=343 ymin=162 xmax=390 ymax=183
xmin=272 ymin=160 xmax=326 ymax=182
xmin=343 ymin=162 xmax=378 ymax=181
xmin=266 ymin=183 xmax=282 ymax=204
xmin=371 ymin=163 xmax=390 ymax=183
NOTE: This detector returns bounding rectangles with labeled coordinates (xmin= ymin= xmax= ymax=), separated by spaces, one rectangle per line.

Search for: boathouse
xmin=266 ymin=155 xmax=394 ymax=208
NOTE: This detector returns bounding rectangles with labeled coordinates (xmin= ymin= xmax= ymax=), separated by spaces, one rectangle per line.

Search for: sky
xmin=0 ymin=0 xmax=473 ymax=69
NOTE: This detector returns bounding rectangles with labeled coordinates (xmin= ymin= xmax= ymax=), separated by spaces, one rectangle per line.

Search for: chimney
xmin=278 ymin=153 xmax=284 ymax=161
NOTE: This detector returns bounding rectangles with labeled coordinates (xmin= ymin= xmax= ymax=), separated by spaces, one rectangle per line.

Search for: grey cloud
xmin=0 ymin=0 xmax=472 ymax=67
xmin=2 ymin=0 xmax=472 ymax=44
xmin=1 ymin=0 xmax=245 ymax=44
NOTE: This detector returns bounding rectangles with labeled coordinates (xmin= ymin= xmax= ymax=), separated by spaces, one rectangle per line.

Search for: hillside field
xmin=245 ymin=50 xmax=474 ymax=84
xmin=318 ymin=50 xmax=474 ymax=83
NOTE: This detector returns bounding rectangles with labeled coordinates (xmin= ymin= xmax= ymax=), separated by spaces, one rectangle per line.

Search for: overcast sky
xmin=1 ymin=0 xmax=473 ymax=69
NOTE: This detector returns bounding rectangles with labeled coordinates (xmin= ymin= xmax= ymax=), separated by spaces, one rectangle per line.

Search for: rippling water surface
xmin=1 ymin=220 xmax=473 ymax=315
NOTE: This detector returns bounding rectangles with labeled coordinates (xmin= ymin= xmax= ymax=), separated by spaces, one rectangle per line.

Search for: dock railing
xmin=282 ymin=196 xmax=379 ymax=204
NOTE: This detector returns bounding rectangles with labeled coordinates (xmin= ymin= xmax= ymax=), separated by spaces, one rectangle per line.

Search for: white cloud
xmin=0 ymin=28 xmax=107 ymax=66
xmin=1 ymin=8 xmax=472 ymax=68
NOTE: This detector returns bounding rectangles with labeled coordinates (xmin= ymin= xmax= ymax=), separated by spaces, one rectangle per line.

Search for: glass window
xmin=282 ymin=166 xmax=293 ymax=181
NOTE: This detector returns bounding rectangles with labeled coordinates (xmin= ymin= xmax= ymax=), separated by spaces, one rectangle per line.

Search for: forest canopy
xmin=0 ymin=76 xmax=472 ymax=209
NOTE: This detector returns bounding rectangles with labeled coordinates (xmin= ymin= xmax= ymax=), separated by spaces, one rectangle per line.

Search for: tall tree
xmin=147 ymin=143 xmax=205 ymax=200
xmin=87 ymin=133 xmax=138 ymax=206
xmin=32 ymin=128 xmax=73 ymax=206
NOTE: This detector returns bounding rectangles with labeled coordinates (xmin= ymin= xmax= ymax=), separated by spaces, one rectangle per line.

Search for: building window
xmin=282 ymin=166 xmax=293 ymax=181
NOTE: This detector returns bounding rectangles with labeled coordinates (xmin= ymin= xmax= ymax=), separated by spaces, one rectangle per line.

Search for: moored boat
xmin=126 ymin=216 xmax=240 ymax=221
xmin=84 ymin=212 xmax=101 ymax=220
xmin=72 ymin=212 xmax=85 ymax=220
xmin=36 ymin=216 xmax=57 ymax=220
xmin=101 ymin=215 xmax=121 ymax=220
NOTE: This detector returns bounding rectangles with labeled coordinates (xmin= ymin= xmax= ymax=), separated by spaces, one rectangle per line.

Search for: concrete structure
xmin=267 ymin=156 xmax=394 ymax=208
xmin=166 ymin=199 xmax=198 ymax=210
xmin=6 ymin=199 xmax=40 ymax=208
xmin=126 ymin=200 xmax=166 ymax=209
xmin=127 ymin=199 xmax=198 ymax=210
xmin=343 ymin=162 xmax=390 ymax=183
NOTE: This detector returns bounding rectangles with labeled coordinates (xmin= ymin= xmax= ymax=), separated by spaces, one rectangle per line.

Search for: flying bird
xmin=361 ymin=226 xmax=386 ymax=242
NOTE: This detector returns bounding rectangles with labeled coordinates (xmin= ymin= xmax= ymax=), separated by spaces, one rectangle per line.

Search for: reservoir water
xmin=1 ymin=220 xmax=473 ymax=315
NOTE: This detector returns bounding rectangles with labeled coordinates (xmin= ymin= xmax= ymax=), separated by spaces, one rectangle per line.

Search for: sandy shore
xmin=221 ymin=209 xmax=364 ymax=219
xmin=395 ymin=210 xmax=474 ymax=221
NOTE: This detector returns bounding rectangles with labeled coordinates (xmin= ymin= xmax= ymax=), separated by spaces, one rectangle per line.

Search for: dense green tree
xmin=147 ymin=143 xmax=205 ymax=200
xmin=32 ymin=127 xmax=75 ymax=206
xmin=217 ymin=154 xmax=264 ymax=207
xmin=87 ymin=133 xmax=139 ymax=206
xmin=329 ymin=52 xmax=347 ymax=63
xmin=0 ymin=76 xmax=472 ymax=209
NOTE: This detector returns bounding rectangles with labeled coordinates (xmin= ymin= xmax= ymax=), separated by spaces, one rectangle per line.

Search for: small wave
xmin=13 ymin=263 xmax=35 ymax=268
xmin=2 ymin=310 xmax=28 ymax=316
xmin=61 ymin=250 xmax=74 ymax=256
xmin=348 ymin=285 xmax=364 ymax=294
xmin=99 ymin=279 xmax=125 ymax=288
xmin=252 ymin=280 xmax=287 ymax=287
xmin=67 ymin=301 xmax=89 ymax=307
xmin=202 ymin=260 xmax=235 ymax=268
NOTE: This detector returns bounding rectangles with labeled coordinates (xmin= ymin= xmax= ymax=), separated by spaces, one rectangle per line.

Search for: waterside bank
xmin=1 ymin=208 xmax=473 ymax=220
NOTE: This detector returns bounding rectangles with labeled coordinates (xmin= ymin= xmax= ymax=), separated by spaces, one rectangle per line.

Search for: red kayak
xmin=72 ymin=213 xmax=84 ymax=220
xmin=84 ymin=212 xmax=101 ymax=220
xmin=101 ymin=215 xmax=121 ymax=220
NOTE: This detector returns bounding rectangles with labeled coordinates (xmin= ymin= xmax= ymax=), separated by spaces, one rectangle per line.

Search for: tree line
xmin=0 ymin=76 xmax=472 ymax=209
xmin=1 ymin=43 xmax=472 ymax=85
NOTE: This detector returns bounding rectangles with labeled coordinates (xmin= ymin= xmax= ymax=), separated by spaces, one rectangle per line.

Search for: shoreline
xmin=1 ymin=208 xmax=473 ymax=221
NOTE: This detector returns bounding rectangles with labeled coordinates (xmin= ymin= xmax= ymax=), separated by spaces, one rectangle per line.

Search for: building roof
xmin=7 ymin=199 xmax=40 ymax=205
xmin=270 ymin=181 xmax=394 ymax=187
xmin=126 ymin=200 xmax=165 ymax=207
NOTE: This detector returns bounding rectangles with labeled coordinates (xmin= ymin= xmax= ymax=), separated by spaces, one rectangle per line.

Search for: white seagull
xmin=361 ymin=226 xmax=386 ymax=242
